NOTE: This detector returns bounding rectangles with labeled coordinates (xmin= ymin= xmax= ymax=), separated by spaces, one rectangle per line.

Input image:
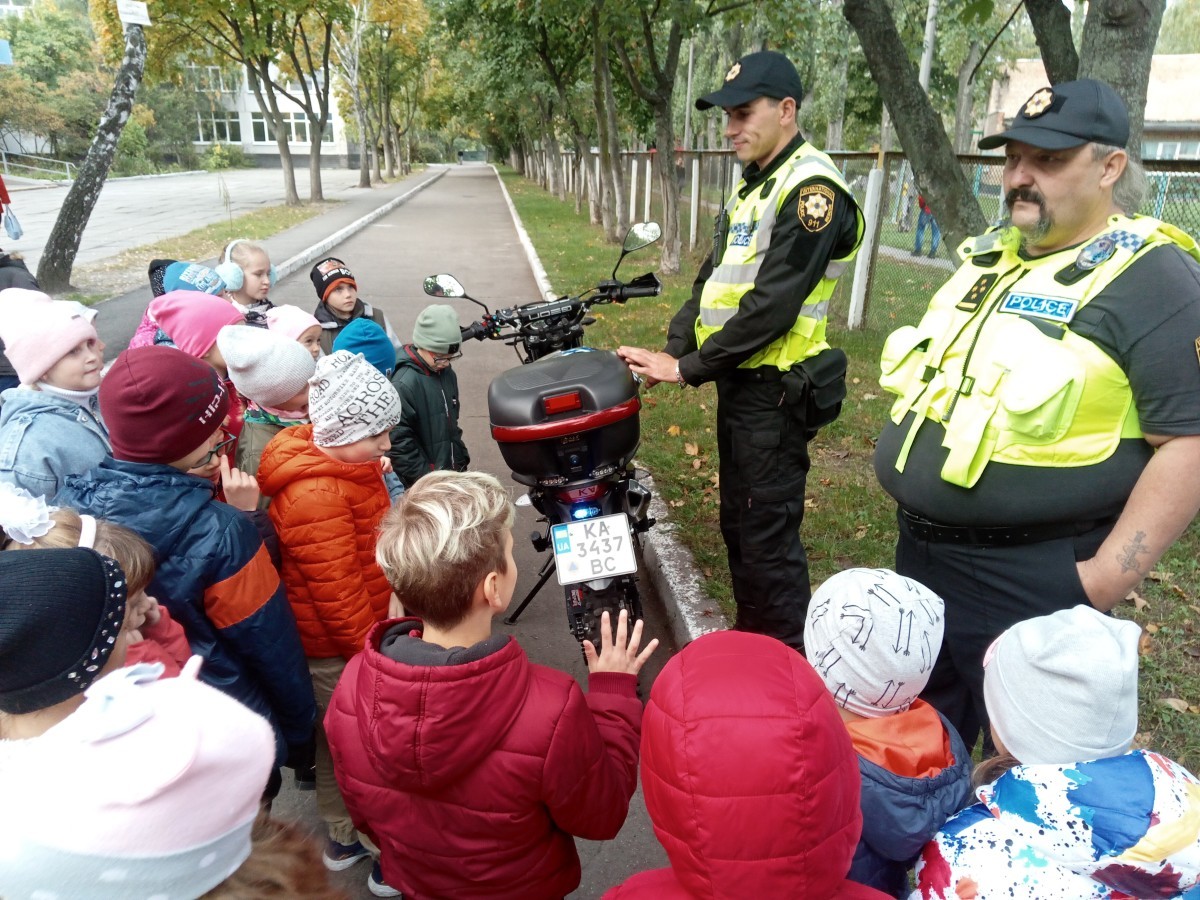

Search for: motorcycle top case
xmin=488 ymin=348 xmax=640 ymax=486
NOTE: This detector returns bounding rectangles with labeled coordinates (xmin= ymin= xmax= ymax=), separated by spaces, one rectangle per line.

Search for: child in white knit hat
xmin=913 ymin=605 xmax=1200 ymax=900
xmin=805 ymin=568 xmax=973 ymax=897
xmin=0 ymin=289 xmax=110 ymax=501
xmin=217 ymin=324 xmax=316 ymax=484
xmin=255 ymin=349 xmax=403 ymax=880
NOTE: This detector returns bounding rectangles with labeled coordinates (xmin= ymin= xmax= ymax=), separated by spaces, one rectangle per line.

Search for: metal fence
xmin=539 ymin=147 xmax=1200 ymax=334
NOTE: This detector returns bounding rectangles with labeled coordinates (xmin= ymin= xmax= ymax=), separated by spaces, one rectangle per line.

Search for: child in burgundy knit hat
xmin=0 ymin=290 xmax=111 ymax=501
xmin=55 ymin=346 xmax=317 ymax=793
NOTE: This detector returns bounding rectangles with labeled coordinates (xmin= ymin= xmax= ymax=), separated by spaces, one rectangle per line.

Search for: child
xmin=133 ymin=260 xmax=227 ymax=349
xmin=217 ymin=238 xmax=276 ymax=320
xmin=149 ymin=290 xmax=245 ymax=380
xmin=603 ymin=630 xmax=889 ymax=899
xmin=805 ymin=568 xmax=973 ymax=897
xmin=325 ymin=470 xmax=656 ymax=899
xmin=256 ymin=348 xmax=402 ymax=873
xmin=0 ymin=291 xmax=110 ymax=500
xmin=55 ymin=345 xmax=317 ymax=778
xmin=310 ymin=256 xmax=401 ymax=357
xmin=913 ymin=605 xmax=1200 ymax=900
xmin=333 ymin=316 xmax=397 ymax=377
xmin=0 ymin=484 xmax=193 ymax=676
xmin=218 ymin=325 xmax=315 ymax=481
xmin=0 ymin=550 xmax=322 ymax=900
xmin=267 ymin=303 xmax=325 ymax=360
xmin=388 ymin=304 xmax=470 ymax=488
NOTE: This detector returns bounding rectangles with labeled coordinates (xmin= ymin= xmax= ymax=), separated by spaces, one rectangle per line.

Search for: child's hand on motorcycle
xmin=583 ymin=609 xmax=659 ymax=676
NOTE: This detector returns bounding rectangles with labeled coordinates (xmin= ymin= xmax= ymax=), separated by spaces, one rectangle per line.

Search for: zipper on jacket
xmin=941 ymin=264 xmax=1026 ymax=424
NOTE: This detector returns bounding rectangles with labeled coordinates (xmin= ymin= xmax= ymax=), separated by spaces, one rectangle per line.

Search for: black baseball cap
xmin=978 ymin=78 xmax=1129 ymax=151
xmin=696 ymin=51 xmax=804 ymax=111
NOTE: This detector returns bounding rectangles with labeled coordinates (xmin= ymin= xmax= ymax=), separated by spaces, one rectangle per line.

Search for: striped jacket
xmin=58 ymin=458 xmax=315 ymax=763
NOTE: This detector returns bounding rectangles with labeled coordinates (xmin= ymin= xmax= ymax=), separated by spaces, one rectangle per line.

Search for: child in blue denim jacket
xmin=0 ymin=290 xmax=110 ymax=501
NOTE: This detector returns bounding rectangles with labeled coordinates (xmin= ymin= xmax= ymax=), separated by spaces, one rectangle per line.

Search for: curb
xmin=274 ymin=168 xmax=448 ymax=282
xmin=491 ymin=168 xmax=728 ymax=646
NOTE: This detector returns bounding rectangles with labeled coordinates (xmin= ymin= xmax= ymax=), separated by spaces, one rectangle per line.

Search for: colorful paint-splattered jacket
xmin=911 ymin=751 xmax=1200 ymax=899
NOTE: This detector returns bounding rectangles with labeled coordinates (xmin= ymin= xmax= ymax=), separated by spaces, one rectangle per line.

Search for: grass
xmin=500 ymin=168 xmax=1200 ymax=772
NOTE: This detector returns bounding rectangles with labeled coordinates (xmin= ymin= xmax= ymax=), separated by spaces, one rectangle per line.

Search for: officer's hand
xmin=618 ymin=347 xmax=679 ymax=386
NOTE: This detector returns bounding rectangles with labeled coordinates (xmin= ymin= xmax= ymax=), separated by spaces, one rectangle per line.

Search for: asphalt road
xmin=276 ymin=166 xmax=675 ymax=899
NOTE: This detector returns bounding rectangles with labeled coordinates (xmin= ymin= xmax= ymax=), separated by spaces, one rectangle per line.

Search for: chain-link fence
xmin=543 ymin=148 xmax=1200 ymax=334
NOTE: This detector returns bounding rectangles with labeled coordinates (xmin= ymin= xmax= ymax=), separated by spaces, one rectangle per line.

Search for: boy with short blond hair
xmin=326 ymin=470 xmax=657 ymax=900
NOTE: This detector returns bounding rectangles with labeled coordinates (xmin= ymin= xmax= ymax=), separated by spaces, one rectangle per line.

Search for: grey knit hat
xmin=217 ymin=324 xmax=315 ymax=408
xmin=412 ymin=304 xmax=462 ymax=354
xmin=984 ymin=605 xmax=1141 ymax=765
xmin=309 ymin=350 xmax=402 ymax=447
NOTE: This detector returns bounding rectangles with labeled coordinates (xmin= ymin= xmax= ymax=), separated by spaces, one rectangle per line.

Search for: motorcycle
xmin=423 ymin=222 xmax=663 ymax=650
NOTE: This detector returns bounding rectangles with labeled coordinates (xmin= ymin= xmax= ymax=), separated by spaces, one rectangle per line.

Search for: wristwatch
xmin=675 ymin=362 xmax=687 ymax=389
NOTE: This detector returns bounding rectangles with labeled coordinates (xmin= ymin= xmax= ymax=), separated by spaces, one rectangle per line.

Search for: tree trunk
xmin=248 ymin=63 xmax=300 ymax=207
xmin=844 ymin=0 xmax=987 ymax=249
xmin=1078 ymin=0 xmax=1165 ymax=161
xmin=653 ymin=106 xmax=681 ymax=275
xmin=953 ymin=41 xmax=983 ymax=152
xmin=510 ymin=146 xmax=525 ymax=175
xmin=592 ymin=18 xmax=618 ymax=241
xmin=37 ymin=25 xmax=146 ymax=293
xmin=601 ymin=47 xmax=627 ymax=240
xmin=1025 ymin=0 xmax=1081 ymax=83
xmin=308 ymin=124 xmax=325 ymax=202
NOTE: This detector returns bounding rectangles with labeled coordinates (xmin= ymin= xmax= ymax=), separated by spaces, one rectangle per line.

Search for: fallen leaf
xmin=1146 ymin=622 xmax=1161 ymax=634
xmin=684 ymin=442 xmax=699 ymax=456
xmin=854 ymin=524 xmax=870 ymax=540
xmin=701 ymin=608 xmax=714 ymax=618
xmin=1125 ymin=590 xmax=1149 ymax=612
xmin=691 ymin=458 xmax=702 ymax=470
xmin=1190 ymin=606 xmax=1200 ymax=616
xmin=1187 ymin=645 xmax=1200 ymax=658
xmin=819 ymin=478 xmax=832 ymax=487
xmin=1139 ymin=632 xmax=1154 ymax=656
xmin=1157 ymin=698 xmax=1190 ymax=713
xmin=667 ymin=424 xmax=681 ymax=437
xmin=709 ymin=474 xmax=720 ymax=486
xmin=1148 ymin=570 xmax=1171 ymax=582
xmin=669 ymin=499 xmax=685 ymax=508
xmin=699 ymin=404 xmax=707 ymax=411
xmin=804 ymin=497 xmax=817 ymax=509
xmin=702 ymin=567 xmax=713 ymax=578
xmin=862 ymin=393 xmax=878 ymax=401
xmin=851 ymin=377 xmax=861 ymax=384
xmin=830 ymin=449 xmax=850 ymax=460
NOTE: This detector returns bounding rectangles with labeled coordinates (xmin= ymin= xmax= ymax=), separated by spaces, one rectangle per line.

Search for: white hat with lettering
xmin=308 ymin=349 xmax=402 ymax=447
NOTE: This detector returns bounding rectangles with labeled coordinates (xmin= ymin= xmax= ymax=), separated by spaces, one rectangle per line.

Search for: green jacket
xmin=387 ymin=345 xmax=469 ymax=487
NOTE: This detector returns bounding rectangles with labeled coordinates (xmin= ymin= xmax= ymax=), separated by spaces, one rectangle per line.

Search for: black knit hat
xmin=310 ymin=257 xmax=357 ymax=303
xmin=0 ymin=548 xmax=128 ymax=714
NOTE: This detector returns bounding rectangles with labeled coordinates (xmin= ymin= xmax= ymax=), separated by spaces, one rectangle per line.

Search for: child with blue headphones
xmin=218 ymin=239 xmax=277 ymax=323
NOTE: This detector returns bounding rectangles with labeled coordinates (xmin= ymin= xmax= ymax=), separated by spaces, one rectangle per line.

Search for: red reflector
xmin=542 ymin=391 xmax=582 ymax=415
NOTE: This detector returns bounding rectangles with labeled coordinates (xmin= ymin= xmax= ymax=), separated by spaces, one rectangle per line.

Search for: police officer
xmin=619 ymin=51 xmax=864 ymax=650
xmin=875 ymin=79 xmax=1200 ymax=749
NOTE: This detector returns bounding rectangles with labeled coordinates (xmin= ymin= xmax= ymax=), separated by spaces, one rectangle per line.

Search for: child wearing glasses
xmin=388 ymin=304 xmax=470 ymax=489
xmin=56 ymin=345 xmax=317 ymax=798
xmin=256 ymin=349 xmax=404 ymax=874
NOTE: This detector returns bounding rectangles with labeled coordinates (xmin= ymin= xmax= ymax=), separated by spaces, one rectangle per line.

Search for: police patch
xmin=798 ymin=185 xmax=835 ymax=233
xmin=725 ymin=62 xmax=741 ymax=82
xmin=999 ymin=292 xmax=1079 ymax=324
xmin=1195 ymin=338 xmax=1200 ymax=369
xmin=956 ymin=273 xmax=997 ymax=312
xmin=1023 ymin=87 xmax=1054 ymax=118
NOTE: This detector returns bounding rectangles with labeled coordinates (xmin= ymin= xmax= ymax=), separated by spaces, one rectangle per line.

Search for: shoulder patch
xmin=1195 ymin=337 xmax=1200 ymax=370
xmin=957 ymin=273 xmax=998 ymax=312
xmin=798 ymin=185 xmax=836 ymax=233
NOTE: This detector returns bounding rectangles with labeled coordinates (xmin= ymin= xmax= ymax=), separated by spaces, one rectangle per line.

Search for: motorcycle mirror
xmin=424 ymin=274 xmax=466 ymax=298
xmin=515 ymin=493 xmax=534 ymax=508
xmin=622 ymin=222 xmax=662 ymax=253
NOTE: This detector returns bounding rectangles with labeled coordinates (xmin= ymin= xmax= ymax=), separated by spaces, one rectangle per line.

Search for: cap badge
xmin=725 ymin=62 xmax=742 ymax=82
xmin=1076 ymin=235 xmax=1116 ymax=270
xmin=1023 ymin=87 xmax=1054 ymax=119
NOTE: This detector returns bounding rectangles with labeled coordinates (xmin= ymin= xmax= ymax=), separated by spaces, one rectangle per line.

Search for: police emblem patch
xmin=1023 ymin=87 xmax=1054 ymax=119
xmin=956 ymin=273 xmax=998 ymax=312
xmin=725 ymin=62 xmax=741 ymax=82
xmin=1195 ymin=337 xmax=1200 ymax=369
xmin=1076 ymin=235 xmax=1117 ymax=270
xmin=798 ymin=185 xmax=835 ymax=232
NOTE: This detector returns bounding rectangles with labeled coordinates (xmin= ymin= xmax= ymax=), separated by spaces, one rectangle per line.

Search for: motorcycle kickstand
xmin=504 ymin=556 xmax=555 ymax=626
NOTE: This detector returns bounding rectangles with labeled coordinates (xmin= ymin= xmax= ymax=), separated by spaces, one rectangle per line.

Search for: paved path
xmin=14 ymin=166 xmax=676 ymax=898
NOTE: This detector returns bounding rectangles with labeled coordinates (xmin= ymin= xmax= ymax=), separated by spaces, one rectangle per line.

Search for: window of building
xmin=250 ymin=111 xmax=333 ymax=144
xmin=196 ymin=111 xmax=241 ymax=144
xmin=186 ymin=65 xmax=232 ymax=94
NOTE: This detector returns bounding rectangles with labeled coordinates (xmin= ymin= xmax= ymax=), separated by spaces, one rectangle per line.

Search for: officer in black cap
xmin=619 ymin=51 xmax=864 ymax=650
xmin=874 ymin=78 xmax=1200 ymax=751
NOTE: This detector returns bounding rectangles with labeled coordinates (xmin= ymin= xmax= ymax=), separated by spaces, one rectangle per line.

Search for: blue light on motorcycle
xmin=572 ymin=505 xmax=601 ymax=520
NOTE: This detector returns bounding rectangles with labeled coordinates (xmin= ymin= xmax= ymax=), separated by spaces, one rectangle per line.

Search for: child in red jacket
xmin=325 ymin=470 xmax=657 ymax=900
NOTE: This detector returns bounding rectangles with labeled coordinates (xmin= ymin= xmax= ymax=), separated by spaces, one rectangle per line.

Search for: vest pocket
xmin=997 ymin=348 xmax=1083 ymax=446
xmin=879 ymin=327 xmax=933 ymax=419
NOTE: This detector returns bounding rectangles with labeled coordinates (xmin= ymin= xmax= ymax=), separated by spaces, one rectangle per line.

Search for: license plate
xmin=551 ymin=513 xmax=637 ymax=585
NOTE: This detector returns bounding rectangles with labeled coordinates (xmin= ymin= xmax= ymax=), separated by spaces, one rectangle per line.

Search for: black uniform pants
xmin=895 ymin=512 xmax=1111 ymax=752
xmin=716 ymin=374 xmax=811 ymax=650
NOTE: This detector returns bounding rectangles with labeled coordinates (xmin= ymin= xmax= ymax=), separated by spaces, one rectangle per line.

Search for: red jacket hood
xmin=348 ymin=620 xmax=530 ymax=791
xmin=257 ymin=423 xmax=384 ymax=495
xmin=637 ymin=631 xmax=874 ymax=898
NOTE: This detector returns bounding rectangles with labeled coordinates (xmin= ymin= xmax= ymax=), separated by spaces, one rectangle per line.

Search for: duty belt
xmin=898 ymin=508 xmax=1117 ymax=547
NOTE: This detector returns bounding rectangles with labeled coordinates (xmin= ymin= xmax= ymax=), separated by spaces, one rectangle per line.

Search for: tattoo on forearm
xmin=1116 ymin=530 xmax=1151 ymax=576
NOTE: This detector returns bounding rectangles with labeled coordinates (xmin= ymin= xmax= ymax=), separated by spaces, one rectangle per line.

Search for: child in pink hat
xmin=0 ymin=290 xmax=110 ymax=500
xmin=267 ymin=303 xmax=324 ymax=360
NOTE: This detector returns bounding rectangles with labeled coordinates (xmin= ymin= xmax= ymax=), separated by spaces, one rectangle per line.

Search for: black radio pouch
xmin=782 ymin=347 xmax=848 ymax=437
